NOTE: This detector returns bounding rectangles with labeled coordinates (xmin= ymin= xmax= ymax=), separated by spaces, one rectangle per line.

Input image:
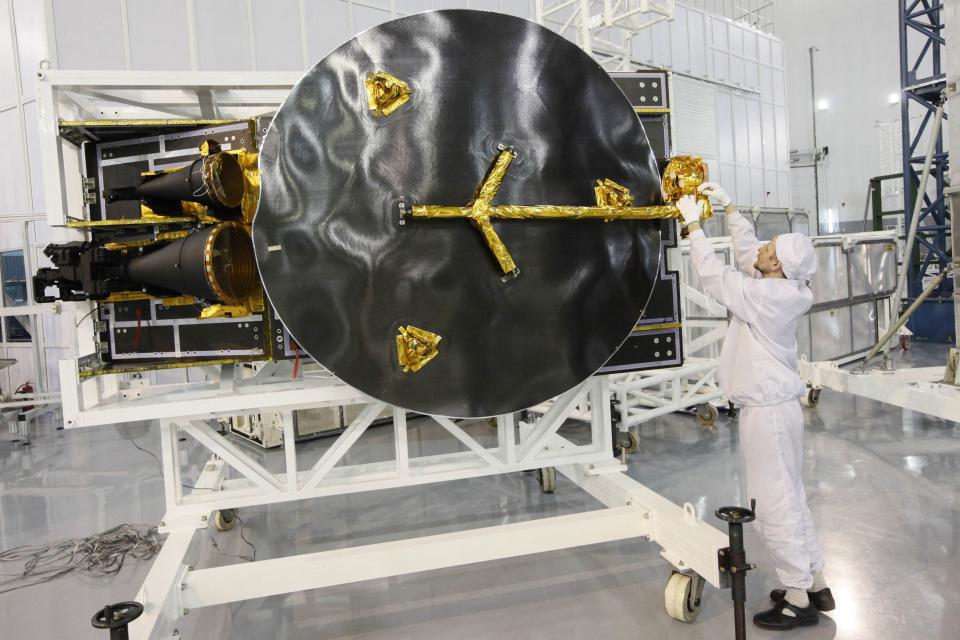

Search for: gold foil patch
xmin=396 ymin=325 xmax=441 ymax=373
xmin=365 ymin=70 xmax=413 ymax=117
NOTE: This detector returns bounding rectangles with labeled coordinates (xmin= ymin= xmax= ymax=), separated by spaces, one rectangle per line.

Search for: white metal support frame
xmin=536 ymin=0 xmax=675 ymax=71
xmin=34 ymin=70 xmax=733 ymax=637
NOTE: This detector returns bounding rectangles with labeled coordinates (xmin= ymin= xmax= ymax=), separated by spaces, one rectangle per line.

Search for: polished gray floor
xmin=2 ymin=343 xmax=959 ymax=639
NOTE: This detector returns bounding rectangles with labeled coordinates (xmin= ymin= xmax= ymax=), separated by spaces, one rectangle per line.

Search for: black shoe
xmin=753 ymin=600 xmax=819 ymax=630
xmin=770 ymin=587 xmax=836 ymax=612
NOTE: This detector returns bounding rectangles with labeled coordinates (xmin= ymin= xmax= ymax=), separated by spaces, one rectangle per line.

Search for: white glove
xmin=676 ymin=195 xmax=703 ymax=227
xmin=697 ymin=181 xmax=732 ymax=208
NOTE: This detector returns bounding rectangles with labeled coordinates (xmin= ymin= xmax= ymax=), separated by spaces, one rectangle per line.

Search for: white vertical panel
xmin=728 ymin=23 xmax=742 ymax=56
xmin=467 ymin=0 xmax=500 ymax=10
xmin=758 ymin=65 xmax=773 ymax=100
xmin=712 ymin=17 xmax=728 ymax=51
xmin=12 ymin=0 xmax=43 ymax=97
xmin=433 ymin=0 xmax=467 ymax=8
xmin=52 ymin=0 xmax=125 ymax=70
xmin=736 ymin=167 xmax=750 ymax=206
xmin=742 ymin=30 xmax=757 ymax=60
xmin=750 ymin=167 xmax=764 ymax=205
xmin=673 ymin=76 xmax=717 ymax=157
xmin=353 ymin=4 xmax=391 ymax=32
xmin=500 ymin=0 xmax=531 ymax=18
xmin=778 ymin=170 xmax=792 ymax=208
xmin=0 ymin=1 xmax=19 ymax=107
xmin=731 ymin=93 xmax=748 ymax=165
xmin=716 ymin=90 xmax=734 ymax=164
xmin=772 ymin=68 xmax=785 ymax=106
xmin=193 ymin=0 xmax=252 ymax=71
xmin=632 ymin=25 xmax=653 ymax=62
xmin=651 ymin=16 xmax=671 ymax=67
xmin=669 ymin=5 xmax=689 ymax=72
xmin=250 ymin=0 xmax=302 ymax=70
xmin=729 ymin=54 xmax=743 ymax=86
xmin=22 ymin=99 xmax=41 ymax=211
xmin=396 ymin=0 xmax=431 ymax=12
xmin=774 ymin=105 xmax=789 ymax=168
xmin=714 ymin=51 xmax=729 ymax=82
xmin=771 ymin=39 xmax=784 ymax=68
xmin=764 ymin=169 xmax=779 ymax=206
xmin=746 ymin=97 xmax=762 ymax=167
xmin=757 ymin=35 xmax=771 ymax=65
xmin=744 ymin=60 xmax=758 ymax=90
xmin=126 ymin=0 xmax=191 ymax=70
xmin=0 ymin=108 xmax=27 ymax=211
xmin=761 ymin=102 xmax=776 ymax=166
xmin=687 ymin=9 xmax=706 ymax=77
xmin=720 ymin=164 xmax=737 ymax=202
xmin=304 ymin=0 xmax=350 ymax=63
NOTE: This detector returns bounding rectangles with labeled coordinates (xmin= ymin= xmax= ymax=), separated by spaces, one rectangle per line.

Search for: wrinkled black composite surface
xmin=254 ymin=10 xmax=662 ymax=417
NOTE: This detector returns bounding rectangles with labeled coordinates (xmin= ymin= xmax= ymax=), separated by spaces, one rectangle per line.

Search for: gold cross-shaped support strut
xmin=407 ymin=149 xmax=713 ymax=278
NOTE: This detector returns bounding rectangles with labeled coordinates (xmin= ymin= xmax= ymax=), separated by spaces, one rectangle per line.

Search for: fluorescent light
xmin=816 ymin=99 xmax=829 ymax=111
xmin=888 ymin=92 xmax=900 ymax=104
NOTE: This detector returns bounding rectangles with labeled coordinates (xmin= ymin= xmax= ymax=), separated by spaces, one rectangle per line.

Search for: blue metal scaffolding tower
xmin=899 ymin=0 xmax=953 ymax=341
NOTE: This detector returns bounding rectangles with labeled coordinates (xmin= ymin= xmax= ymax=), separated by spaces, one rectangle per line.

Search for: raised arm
xmin=698 ymin=182 xmax=762 ymax=276
xmin=678 ymin=196 xmax=763 ymax=323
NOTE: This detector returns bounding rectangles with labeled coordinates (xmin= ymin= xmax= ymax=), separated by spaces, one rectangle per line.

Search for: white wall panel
xmin=772 ymin=68 xmax=785 ymax=105
xmin=761 ymin=102 xmax=776 ymax=166
xmin=669 ymin=6 xmax=689 ymax=73
xmin=468 ymin=0 xmax=501 ymax=11
xmin=250 ymin=0 xmax=304 ymax=70
xmin=632 ymin=25 xmax=653 ymax=63
xmin=0 ymin=108 xmax=27 ymax=211
xmin=716 ymin=90 xmax=734 ymax=164
xmin=304 ymin=0 xmax=350 ymax=63
xmin=758 ymin=65 xmax=772 ymax=100
xmin=714 ymin=52 xmax=728 ymax=83
xmin=764 ymin=169 xmax=779 ymax=206
xmin=720 ymin=163 xmax=737 ymax=202
xmin=651 ymin=16 xmax=671 ymax=67
xmin=22 ymin=99 xmax=41 ymax=211
xmin=774 ymin=105 xmax=789 ymax=168
xmin=396 ymin=0 xmax=432 ymax=12
xmin=353 ymin=4 xmax=391 ymax=33
xmin=194 ymin=0 xmax=252 ymax=70
xmin=500 ymin=1 xmax=531 ymax=18
xmin=771 ymin=38 xmax=783 ymax=68
xmin=0 ymin=1 xmax=19 ymax=107
xmin=731 ymin=94 xmax=748 ymax=165
xmin=729 ymin=54 xmax=743 ymax=87
xmin=687 ymin=9 xmax=706 ymax=77
xmin=12 ymin=0 xmax=43 ymax=97
xmin=746 ymin=97 xmax=762 ymax=166
xmin=735 ymin=167 xmax=750 ymax=205
xmin=750 ymin=167 xmax=764 ymax=204
xmin=126 ymin=0 xmax=191 ymax=71
xmin=743 ymin=30 xmax=757 ymax=60
xmin=52 ymin=0 xmax=125 ymax=70
xmin=728 ymin=23 xmax=742 ymax=56
xmin=673 ymin=76 xmax=717 ymax=158
xmin=758 ymin=34 xmax=771 ymax=65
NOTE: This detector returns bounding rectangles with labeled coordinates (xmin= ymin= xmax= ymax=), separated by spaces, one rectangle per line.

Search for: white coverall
xmin=687 ymin=212 xmax=824 ymax=590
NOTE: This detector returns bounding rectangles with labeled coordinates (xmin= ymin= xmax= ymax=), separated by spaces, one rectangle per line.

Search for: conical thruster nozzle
xmin=126 ymin=223 xmax=257 ymax=305
xmin=105 ymin=151 xmax=246 ymax=218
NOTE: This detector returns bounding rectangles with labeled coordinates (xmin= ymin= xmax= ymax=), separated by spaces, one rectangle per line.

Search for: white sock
xmin=784 ymin=588 xmax=809 ymax=610
xmin=811 ymin=570 xmax=827 ymax=591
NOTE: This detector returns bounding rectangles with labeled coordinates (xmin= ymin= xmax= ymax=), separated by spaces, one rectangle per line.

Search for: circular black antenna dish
xmin=254 ymin=9 xmax=663 ymax=417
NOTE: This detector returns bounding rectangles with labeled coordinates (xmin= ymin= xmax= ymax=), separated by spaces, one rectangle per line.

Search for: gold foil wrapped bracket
xmin=396 ymin=324 xmax=441 ymax=373
xmin=365 ymin=70 xmax=413 ymax=117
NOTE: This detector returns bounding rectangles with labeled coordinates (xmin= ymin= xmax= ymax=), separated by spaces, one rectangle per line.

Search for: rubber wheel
xmin=212 ymin=509 xmax=237 ymax=531
xmin=536 ymin=467 xmax=557 ymax=494
xmin=616 ymin=430 xmax=639 ymax=454
xmin=801 ymin=388 xmax=821 ymax=408
xmin=664 ymin=571 xmax=704 ymax=623
xmin=695 ymin=404 xmax=719 ymax=429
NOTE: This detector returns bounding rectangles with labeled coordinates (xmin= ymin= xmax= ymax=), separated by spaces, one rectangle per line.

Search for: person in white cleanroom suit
xmin=677 ymin=185 xmax=835 ymax=631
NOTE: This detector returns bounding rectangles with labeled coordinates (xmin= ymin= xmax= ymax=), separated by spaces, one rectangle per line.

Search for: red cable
xmin=133 ymin=308 xmax=143 ymax=350
xmin=292 ymin=341 xmax=300 ymax=380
